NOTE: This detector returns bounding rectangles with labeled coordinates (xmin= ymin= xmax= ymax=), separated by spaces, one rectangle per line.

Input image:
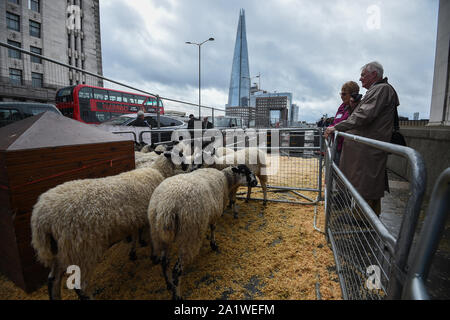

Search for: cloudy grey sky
xmin=100 ymin=0 xmax=439 ymax=123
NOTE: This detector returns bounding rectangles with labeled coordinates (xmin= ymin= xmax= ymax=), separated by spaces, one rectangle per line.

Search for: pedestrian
xmin=329 ymin=81 xmax=360 ymax=166
xmin=134 ymin=111 xmax=151 ymax=128
xmin=317 ymin=117 xmax=325 ymax=128
xmin=202 ymin=116 xmax=213 ymax=129
xmin=324 ymin=61 xmax=400 ymax=216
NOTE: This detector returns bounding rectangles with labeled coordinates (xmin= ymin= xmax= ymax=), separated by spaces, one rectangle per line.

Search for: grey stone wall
xmin=387 ymin=127 xmax=450 ymax=198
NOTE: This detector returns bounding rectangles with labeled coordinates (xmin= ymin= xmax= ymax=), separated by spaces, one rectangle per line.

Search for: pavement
xmin=380 ymin=171 xmax=450 ymax=299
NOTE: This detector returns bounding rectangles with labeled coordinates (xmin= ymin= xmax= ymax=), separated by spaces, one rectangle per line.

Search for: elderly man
xmin=324 ymin=61 xmax=400 ymax=216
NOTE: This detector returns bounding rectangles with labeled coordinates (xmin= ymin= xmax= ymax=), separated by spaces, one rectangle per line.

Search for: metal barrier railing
xmin=324 ymin=130 xmax=426 ymax=299
xmin=135 ymin=127 xmax=324 ymax=205
xmin=402 ymin=167 xmax=450 ymax=299
xmin=0 ymin=41 xmax=227 ymax=123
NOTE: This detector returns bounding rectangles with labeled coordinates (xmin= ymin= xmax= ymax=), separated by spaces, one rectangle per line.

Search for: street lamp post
xmin=242 ymin=74 xmax=260 ymax=107
xmin=186 ymin=37 xmax=214 ymax=119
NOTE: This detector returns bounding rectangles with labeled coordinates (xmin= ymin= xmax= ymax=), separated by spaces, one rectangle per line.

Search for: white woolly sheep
xmin=201 ymin=147 xmax=268 ymax=217
xmin=148 ymin=165 xmax=258 ymax=300
xmin=31 ymin=151 xmax=188 ymax=300
xmin=214 ymin=146 xmax=235 ymax=158
xmin=140 ymin=143 xmax=167 ymax=154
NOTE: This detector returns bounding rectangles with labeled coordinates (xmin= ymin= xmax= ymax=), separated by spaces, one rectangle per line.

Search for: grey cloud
xmin=100 ymin=0 xmax=439 ymax=122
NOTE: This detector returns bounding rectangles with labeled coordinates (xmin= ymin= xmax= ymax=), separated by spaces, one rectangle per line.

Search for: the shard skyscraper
xmin=227 ymin=9 xmax=250 ymax=108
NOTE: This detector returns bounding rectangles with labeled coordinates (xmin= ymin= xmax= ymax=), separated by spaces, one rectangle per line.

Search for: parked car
xmin=0 ymin=102 xmax=62 ymax=128
xmin=96 ymin=113 xmax=187 ymax=144
xmin=213 ymin=116 xmax=244 ymax=129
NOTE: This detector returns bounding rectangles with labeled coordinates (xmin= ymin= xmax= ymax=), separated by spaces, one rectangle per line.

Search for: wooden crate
xmin=0 ymin=112 xmax=135 ymax=293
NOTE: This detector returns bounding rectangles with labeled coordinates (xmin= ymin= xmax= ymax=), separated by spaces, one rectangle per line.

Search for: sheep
xmin=140 ymin=143 xmax=166 ymax=154
xmin=148 ymin=165 xmax=258 ymax=300
xmin=198 ymin=147 xmax=268 ymax=217
xmin=30 ymin=151 xmax=188 ymax=300
xmin=214 ymin=146 xmax=235 ymax=157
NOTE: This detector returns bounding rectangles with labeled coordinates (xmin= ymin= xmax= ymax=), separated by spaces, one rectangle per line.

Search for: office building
xmin=226 ymin=9 xmax=250 ymax=108
xmin=0 ymin=0 xmax=103 ymax=102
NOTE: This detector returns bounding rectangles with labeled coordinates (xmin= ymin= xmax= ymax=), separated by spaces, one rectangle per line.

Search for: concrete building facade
xmin=254 ymin=91 xmax=292 ymax=128
xmin=0 ymin=0 xmax=102 ymax=103
xmin=429 ymin=0 xmax=450 ymax=126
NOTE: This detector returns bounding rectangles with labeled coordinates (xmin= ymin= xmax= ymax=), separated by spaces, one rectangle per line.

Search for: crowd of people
xmin=323 ymin=61 xmax=400 ymax=216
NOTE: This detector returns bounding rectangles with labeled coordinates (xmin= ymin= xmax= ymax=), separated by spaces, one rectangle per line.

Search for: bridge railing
xmin=324 ymin=131 xmax=426 ymax=299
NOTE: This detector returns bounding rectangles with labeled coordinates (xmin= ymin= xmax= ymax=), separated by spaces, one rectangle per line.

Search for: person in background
xmin=202 ymin=116 xmax=213 ymax=129
xmin=329 ymin=81 xmax=360 ymax=166
xmin=134 ymin=111 xmax=151 ymax=128
xmin=317 ymin=117 xmax=325 ymax=128
xmin=324 ymin=61 xmax=399 ymax=216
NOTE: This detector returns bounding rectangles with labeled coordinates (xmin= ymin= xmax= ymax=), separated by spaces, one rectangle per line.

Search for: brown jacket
xmin=334 ymin=78 xmax=400 ymax=200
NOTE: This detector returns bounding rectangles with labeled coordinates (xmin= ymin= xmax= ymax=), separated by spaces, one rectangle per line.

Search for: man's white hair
xmin=361 ymin=61 xmax=384 ymax=78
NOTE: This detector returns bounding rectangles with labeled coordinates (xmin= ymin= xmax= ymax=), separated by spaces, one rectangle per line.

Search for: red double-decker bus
xmin=55 ymin=84 xmax=164 ymax=124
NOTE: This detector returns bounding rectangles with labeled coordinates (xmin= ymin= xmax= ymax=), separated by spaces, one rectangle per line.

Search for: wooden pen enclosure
xmin=0 ymin=112 xmax=135 ymax=292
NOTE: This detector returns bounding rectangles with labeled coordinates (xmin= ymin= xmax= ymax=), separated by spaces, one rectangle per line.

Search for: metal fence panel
xmin=402 ymin=167 xmax=450 ymax=300
xmin=324 ymin=131 xmax=427 ymax=299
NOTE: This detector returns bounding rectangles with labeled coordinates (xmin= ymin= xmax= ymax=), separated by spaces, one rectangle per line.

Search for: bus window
xmin=135 ymin=95 xmax=145 ymax=104
xmin=79 ymin=87 xmax=93 ymax=100
xmin=108 ymin=91 xmax=122 ymax=102
xmin=145 ymin=98 xmax=155 ymax=106
xmin=123 ymin=93 xmax=134 ymax=104
xmin=93 ymin=88 xmax=108 ymax=101
xmin=56 ymin=87 xmax=74 ymax=102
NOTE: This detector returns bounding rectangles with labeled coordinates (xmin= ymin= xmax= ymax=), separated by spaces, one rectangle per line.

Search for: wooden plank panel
xmin=7 ymin=152 xmax=134 ymax=187
xmin=9 ymin=159 xmax=135 ymax=214
xmin=5 ymin=141 xmax=134 ymax=168
xmin=0 ymin=140 xmax=135 ymax=293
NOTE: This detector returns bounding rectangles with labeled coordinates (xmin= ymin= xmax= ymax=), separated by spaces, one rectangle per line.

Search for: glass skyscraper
xmin=227 ymin=9 xmax=250 ymax=108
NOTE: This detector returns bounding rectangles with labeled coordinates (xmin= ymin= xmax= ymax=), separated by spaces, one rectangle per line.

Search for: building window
xmin=8 ymin=0 xmax=20 ymax=5
xmin=7 ymin=40 xmax=21 ymax=59
xmin=32 ymin=72 xmax=43 ymax=88
xmin=29 ymin=0 xmax=40 ymax=13
xmin=29 ymin=20 xmax=41 ymax=38
xmin=9 ymin=69 xmax=23 ymax=86
xmin=6 ymin=12 xmax=20 ymax=32
xmin=30 ymin=46 xmax=42 ymax=63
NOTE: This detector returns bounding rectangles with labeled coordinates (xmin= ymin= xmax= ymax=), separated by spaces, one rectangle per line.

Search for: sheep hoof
xmin=245 ymin=199 xmax=250 ymax=203
xmin=75 ymin=289 xmax=90 ymax=300
xmin=173 ymin=294 xmax=183 ymax=300
xmin=139 ymin=240 xmax=148 ymax=247
xmin=210 ymin=242 xmax=219 ymax=252
xmin=263 ymin=201 xmax=267 ymax=207
xmin=233 ymin=213 xmax=238 ymax=219
xmin=151 ymin=255 xmax=160 ymax=265
xmin=129 ymin=251 xmax=137 ymax=261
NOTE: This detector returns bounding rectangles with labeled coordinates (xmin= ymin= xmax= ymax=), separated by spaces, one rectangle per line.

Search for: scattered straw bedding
xmin=0 ymin=189 xmax=341 ymax=300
